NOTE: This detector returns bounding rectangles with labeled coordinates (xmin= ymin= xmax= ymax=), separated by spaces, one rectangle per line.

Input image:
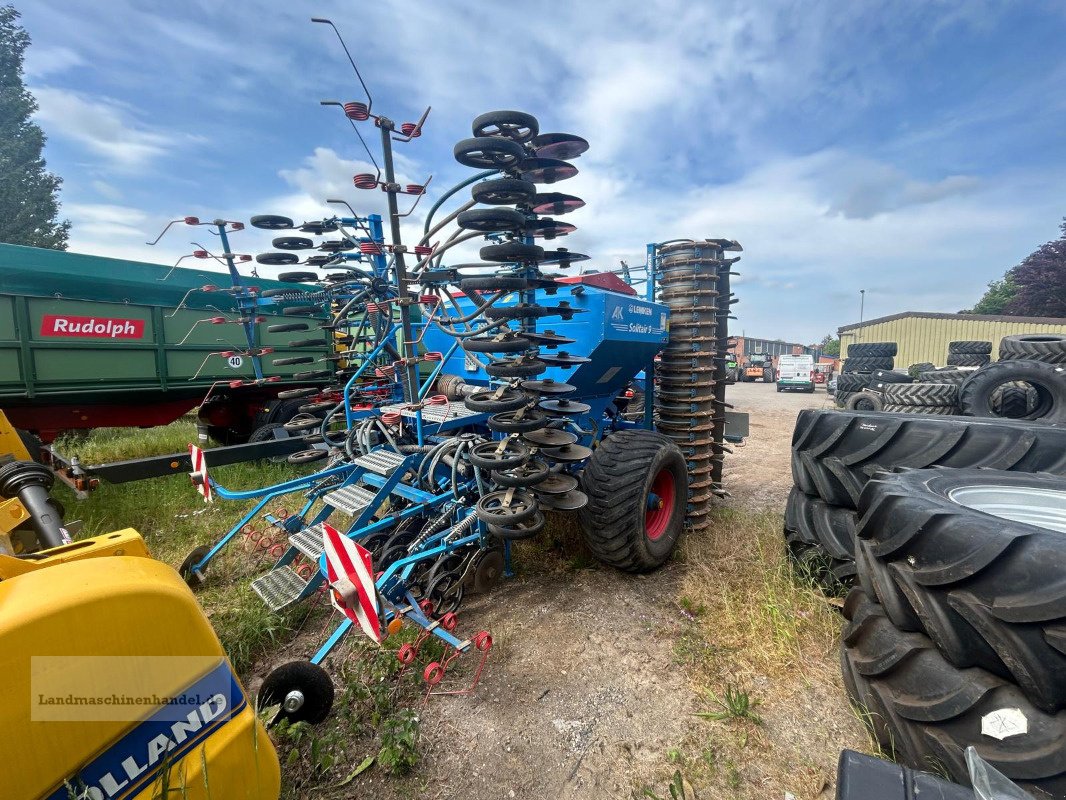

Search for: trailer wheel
xmin=258 ymin=661 xmax=334 ymax=725
xmin=578 ymin=430 xmax=688 ymax=572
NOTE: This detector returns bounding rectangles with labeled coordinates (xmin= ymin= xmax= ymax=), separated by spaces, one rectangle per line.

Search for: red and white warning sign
xmin=323 ymin=523 xmax=382 ymax=643
xmin=188 ymin=444 xmax=213 ymax=503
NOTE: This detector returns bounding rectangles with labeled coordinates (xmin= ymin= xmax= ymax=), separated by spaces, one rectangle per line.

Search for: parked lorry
xmin=742 ymin=353 xmax=775 ymax=382
xmin=0 ymin=243 xmax=332 ymax=444
xmin=776 ymin=353 xmax=816 ymax=392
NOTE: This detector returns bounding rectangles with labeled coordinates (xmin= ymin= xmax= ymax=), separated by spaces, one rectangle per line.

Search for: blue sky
xmin=19 ymin=0 xmax=1066 ymax=343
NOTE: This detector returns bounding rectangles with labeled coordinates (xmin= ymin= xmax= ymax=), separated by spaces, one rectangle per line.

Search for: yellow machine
xmin=0 ymin=414 xmax=280 ymax=800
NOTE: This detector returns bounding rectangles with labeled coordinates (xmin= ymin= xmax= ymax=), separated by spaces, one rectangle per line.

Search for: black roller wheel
xmin=485 ymin=357 xmax=547 ymax=378
xmin=258 ymin=661 xmax=335 ymax=725
xmin=456 ymin=208 xmax=525 ymax=233
xmin=424 ymin=555 xmax=466 ymax=616
xmin=462 ymin=333 xmax=531 ymax=354
xmin=278 ymin=271 xmax=319 ymax=282
xmin=273 ymin=356 xmax=316 ymax=366
xmin=282 ymin=305 xmax=321 ymax=316
xmin=475 ymin=489 xmax=538 ymax=526
xmin=179 ymin=545 xmax=212 ymax=587
xmin=250 ymin=214 xmax=294 ymax=230
xmin=472 ymin=177 xmax=536 ymax=205
xmin=287 ymin=448 xmax=327 ymax=464
xmin=471 ymin=109 xmax=539 ymax=143
xmin=487 ymin=509 xmax=546 ymax=540
xmin=479 ymin=241 xmax=544 ymax=263
xmin=256 ymin=252 xmax=300 ymax=266
xmin=287 ymin=338 xmax=327 ymax=348
xmin=487 ymin=409 xmax=549 ymax=434
xmin=459 ymin=276 xmax=529 ymax=294
xmin=491 ymin=458 xmax=550 ymax=488
xmin=469 ymin=439 xmax=529 ymax=470
xmin=578 ymin=430 xmax=688 ymax=572
xmin=273 ymin=237 xmax=314 ymax=251
xmin=464 ymin=388 xmax=532 ymax=413
xmin=454 ymin=136 xmax=525 ymax=169
xmin=266 ymin=322 xmax=309 ymax=333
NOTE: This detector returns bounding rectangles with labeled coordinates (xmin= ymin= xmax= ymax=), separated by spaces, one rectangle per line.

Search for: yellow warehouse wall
xmin=839 ymin=315 xmax=1066 ymax=367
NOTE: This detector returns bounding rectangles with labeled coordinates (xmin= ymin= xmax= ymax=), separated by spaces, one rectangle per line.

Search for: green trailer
xmin=0 ymin=243 xmax=332 ymax=443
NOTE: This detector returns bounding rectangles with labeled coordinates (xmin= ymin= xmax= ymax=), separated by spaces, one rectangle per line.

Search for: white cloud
xmin=32 ymin=87 xmax=198 ymax=170
xmin=24 ymin=45 xmax=84 ymax=78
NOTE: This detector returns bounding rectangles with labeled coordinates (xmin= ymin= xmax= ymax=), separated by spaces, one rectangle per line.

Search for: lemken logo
xmin=49 ymin=662 xmax=244 ymax=800
xmin=41 ymin=314 xmax=146 ymax=340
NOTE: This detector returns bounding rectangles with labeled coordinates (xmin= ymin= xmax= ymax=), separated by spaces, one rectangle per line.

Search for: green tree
xmin=0 ymin=4 xmax=69 ymax=249
xmin=819 ymin=334 xmax=840 ymax=357
xmin=1002 ymin=218 xmax=1066 ymax=317
xmin=961 ymin=274 xmax=1018 ymax=315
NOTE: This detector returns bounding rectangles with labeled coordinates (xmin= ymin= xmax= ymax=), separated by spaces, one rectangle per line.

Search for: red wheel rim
xmin=645 ymin=468 xmax=676 ymax=541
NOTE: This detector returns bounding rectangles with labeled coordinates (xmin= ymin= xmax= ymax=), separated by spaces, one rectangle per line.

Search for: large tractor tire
xmin=842 ymin=589 xmax=1066 ymax=798
xmin=836 ymin=373 xmax=872 ymax=393
xmin=917 ymin=368 xmax=968 ymax=385
xmin=578 ymin=430 xmax=688 ymax=572
xmin=947 ymin=340 xmax=992 ymax=355
xmin=790 ymin=410 xmax=1066 ymax=508
xmin=847 ymin=342 xmax=898 ymax=358
xmin=960 ymin=360 xmax=1066 ymax=423
xmin=882 ymin=383 xmax=960 ymax=406
xmin=946 ymin=353 xmax=990 ymax=367
xmin=999 ymin=334 xmax=1066 ymax=364
xmin=842 ymin=356 xmax=894 ymax=373
xmin=855 ymin=468 xmax=1066 ymax=713
xmin=783 ymin=487 xmax=856 ymax=591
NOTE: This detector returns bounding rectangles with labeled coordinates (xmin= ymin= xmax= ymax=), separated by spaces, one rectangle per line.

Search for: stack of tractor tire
xmin=654 ymin=239 xmax=741 ymax=528
xmin=835 ymin=342 xmax=897 ymax=411
xmin=788 ymin=408 xmax=1066 ymax=796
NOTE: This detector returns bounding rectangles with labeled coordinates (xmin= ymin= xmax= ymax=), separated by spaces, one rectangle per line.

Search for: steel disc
xmin=531 ymin=472 xmax=578 ymax=494
xmin=536 ymin=489 xmax=588 ymax=511
xmin=532 ymin=132 xmax=590 ymax=160
xmin=521 ymin=428 xmax=579 ymax=447
xmin=540 ymin=249 xmax=590 ymax=265
xmin=518 ymin=157 xmax=579 ymax=184
xmin=539 ymin=352 xmax=591 ymax=368
xmin=523 ymin=331 xmax=576 ymax=348
xmin=525 ymin=218 xmax=577 ymax=240
xmin=540 ymin=443 xmax=593 ymax=463
xmin=472 ymin=548 xmax=506 ymax=593
xmin=530 ymin=192 xmax=585 ymax=215
xmin=539 ymin=398 xmax=592 ymax=414
xmin=520 ymin=378 xmax=576 ymax=394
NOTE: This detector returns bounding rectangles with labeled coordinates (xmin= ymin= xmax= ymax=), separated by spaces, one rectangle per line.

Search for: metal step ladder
xmin=251 ymin=566 xmax=310 ymax=612
xmin=323 ymin=484 xmax=377 ymax=516
xmin=352 ymin=449 xmax=407 ymax=476
xmin=288 ymin=522 xmax=329 ymax=560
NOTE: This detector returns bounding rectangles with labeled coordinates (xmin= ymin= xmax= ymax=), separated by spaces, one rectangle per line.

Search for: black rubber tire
xmin=834 ymin=391 xmax=856 ymax=408
xmin=484 ymin=358 xmax=546 ymax=378
xmin=491 ymin=459 xmax=550 ymax=488
xmin=882 ymin=383 xmax=960 ymax=406
xmin=908 ymin=362 xmax=936 ymax=377
xmin=946 ymin=352 xmax=990 ymax=367
xmin=453 ymin=136 xmax=525 ymax=169
xmin=287 ymin=448 xmax=328 ymax=464
xmin=287 ymin=338 xmax=326 ymax=348
xmin=486 ymin=409 xmax=549 ymax=433
xmin=258 ymin=661 xmax=335 ymax=725
xmin=881 ymin=404 xmax=957 ymax=415
xmin=272 ymin=356 xmax=315 ymax=366
xmin=468 ymin=440 xmax=530 ymax=470
xmin=463 ymin=388 xmax=531 ymax=413
xmin=456 ymin=207 xmax=525 ymax=233
xmin=459 ymin=276 xmax=529 ymax=294
xmin=479 ymin=241 xmax=544 ymax=263
xmin=762 ymin=368 xmax=775 ymax=383
xmin=577 ymin=430 xmax=688 ymax=572
xmin=783 ymin=487 xmax=856 ymax=591
xmin=856 ymin=469 xmax=1066 ymax=712
xmin=277 ymin=387 xmax=319 ymax=400
xmin=993 ymin=384 xmax=1033 ymax=418
xmin=282 ymin=305 xmax=321 ymax=316
xmin=917 ymin=368 xmax=968 ymax=385
xmin=837 ymin=373 xmax=872 ymax=393
xmin=791 ymin=409 xmax=1066 ymax=509
xmin=845 ymin=391 xmax=884 ymax=412
xmin=487 ymin=509 xmax=546 ymax=540
xmin=248 ymin=423 xmax=283 ymax=443
xmin=471 ymin=109 xmax=539 ymax=143
xmin=293 ymin=370 xmax=331 ymax=381
xmin=178 ymin=544 xmax=212 ymax=586
xmin=948 ymin=340 xmax=993 ymax=355
xmin=278 ymin=271 xmax=318 ymax=283
xmin=871 ymin=369 xmax=912 ymax=385
xmin=474 ymin=489 xmax=538 ymax=526
xmin=471 ymin=177 xmax=536 ymax=206
xmin=841 ymin=589 xmax=1066 ymax=797
xmin=842 ymin=356 xmax=894 ymax=373
xmin=256 ymin=252 xmax=299 ymax=266
xmin=250 ymin=214 xmax=294 ymax=230
xmin=847 ymin=342 xmax=898 ymax=358
xmin=960 ymin=360 xmax=1066 ymax=422
xmin=266 ymin=322 xmax=309 ymax=333
xmin=1000 ymin=334 xmax=1066 ymax=364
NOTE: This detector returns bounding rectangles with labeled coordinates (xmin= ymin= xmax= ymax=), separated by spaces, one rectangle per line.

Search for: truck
xmin=742 ymin=353 xmax=775 ymax=383
xmin=776 ymin=353 xmax=816 ymax=392
xmin=0 ymin=243 xmax=332 ymax=444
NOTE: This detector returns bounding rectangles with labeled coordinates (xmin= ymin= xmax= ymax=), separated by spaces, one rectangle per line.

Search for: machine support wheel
xmin=578 ymin=430 xmax=688 ymax=572
xmin=257 ymin=661 xmax=335 ymax=725
xmin=179 ymin=545 xmax=212 ymax=586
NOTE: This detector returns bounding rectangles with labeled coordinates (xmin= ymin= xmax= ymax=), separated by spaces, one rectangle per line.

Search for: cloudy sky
xmin=19 ymin=1 xmax=1066 ymax=343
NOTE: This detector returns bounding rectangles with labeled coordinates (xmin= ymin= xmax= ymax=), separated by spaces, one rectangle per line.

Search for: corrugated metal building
xmin=839 ymin=312 xmax=1066 ymax=367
